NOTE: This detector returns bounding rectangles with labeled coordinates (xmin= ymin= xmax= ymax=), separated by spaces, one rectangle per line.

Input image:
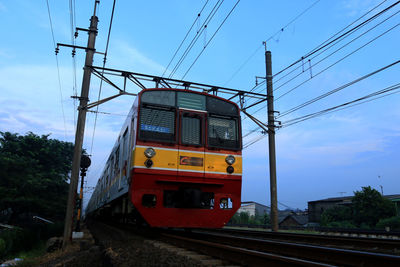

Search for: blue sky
xmin=0 ymin=0 xmax=399 ymax=210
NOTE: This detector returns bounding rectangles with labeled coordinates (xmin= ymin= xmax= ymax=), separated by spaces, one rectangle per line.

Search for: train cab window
xmin=208 ymin=115 xmax=239 ymax=150
xmin=139 ymin=105 xmax=176 ymax=143
xmin=181 ymin=113 xmax=202 ymax=146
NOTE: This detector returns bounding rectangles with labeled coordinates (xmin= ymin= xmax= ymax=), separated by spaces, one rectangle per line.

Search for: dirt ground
xmin=36 ymin=222 xmax=212 ymax=267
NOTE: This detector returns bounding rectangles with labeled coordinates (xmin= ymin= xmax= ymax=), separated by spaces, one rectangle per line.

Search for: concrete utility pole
xmin=63 ymin=3 xmax=99 ymax=248
xmin=265 ymin=45 xmax=279 ymax=232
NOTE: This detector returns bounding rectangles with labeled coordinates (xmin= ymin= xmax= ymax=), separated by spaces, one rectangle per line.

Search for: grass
xmin=6 ymin=242 xmax=47 ymax=267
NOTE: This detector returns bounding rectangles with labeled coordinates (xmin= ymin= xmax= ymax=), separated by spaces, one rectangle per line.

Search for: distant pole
xmin=75 ymin=154 xmax=91 ymax=232
xmin=63 ymin=2 xmax=99 ymax=248
xmin=264 ymin=43 xmax=278 ymax=232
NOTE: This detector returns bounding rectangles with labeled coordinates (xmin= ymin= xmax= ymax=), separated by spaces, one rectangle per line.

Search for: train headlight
xmin=144 ymin=147 xmax=156 ymax=158
xmin=225 ymin=155 xmax=235 ymax=165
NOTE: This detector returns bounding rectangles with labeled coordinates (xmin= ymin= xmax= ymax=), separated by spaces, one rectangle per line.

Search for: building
xmin=237 ymin=201 xmax=269 ymax=217
xmin=308 ymin=194 xmax=400 ymax=223
xmin=279 ymin=214 xmax=309 ymax=228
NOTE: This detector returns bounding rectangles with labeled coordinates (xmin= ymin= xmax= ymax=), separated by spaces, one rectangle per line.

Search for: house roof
xmin=308 ymin=194 xmax=400 ymax=204
xmin=279 ymin=214 xmax=308 ymax=226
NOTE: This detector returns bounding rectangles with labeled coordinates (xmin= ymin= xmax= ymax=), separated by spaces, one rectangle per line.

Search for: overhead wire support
xmin=90 ymin=0 xmax=117 ymax=155
xmin=62 ymin=0 xmax=100 ymax=249
xmin=90 ymin=65 xmax=267 ymax=100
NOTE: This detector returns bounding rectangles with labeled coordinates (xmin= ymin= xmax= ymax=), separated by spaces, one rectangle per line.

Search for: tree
xmin=0 ymin=132 xmax=74 ymax=224
xmin=320 ymin=206 xmax=352 ymax=226
xmin=352 ymin=186 xmax=396 ymax=227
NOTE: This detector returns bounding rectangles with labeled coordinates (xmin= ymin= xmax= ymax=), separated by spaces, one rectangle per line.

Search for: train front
xmin=130 ymin=89 xmax=242 ymax=228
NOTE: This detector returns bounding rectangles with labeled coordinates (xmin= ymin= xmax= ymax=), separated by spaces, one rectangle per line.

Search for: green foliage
xmin=352 ymin=186 xmax=396 ymax=227
xmin=239 ymin=212 xmax=250 ymax=224
xmin=325 ymin=221 xmax=356 ymax=229
xmin=376 ymin=216 xmax=400 ymax=230
xmin=0 ymin=132 xmax=74 ymax=223
xmin=321 ymin=186 xmax=396 ymax=229
xmin=320 ymin=206 xmax=352 ymax=226
xmin=230 ymin=212 xmax=269 ymax=226
xmin=0 ymin=238 xmax=5 ymax=257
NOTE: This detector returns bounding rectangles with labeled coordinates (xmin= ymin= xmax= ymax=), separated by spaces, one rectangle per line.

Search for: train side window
xmin=115 ymin=146 xmax=120 ymax=176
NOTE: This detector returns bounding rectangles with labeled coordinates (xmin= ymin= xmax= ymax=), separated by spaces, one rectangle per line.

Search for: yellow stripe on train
xmin=132 ymin=146 xmax=242 ymax=174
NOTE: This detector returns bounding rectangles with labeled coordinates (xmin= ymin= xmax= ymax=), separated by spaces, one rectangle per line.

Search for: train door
xmin=177 ymin=110 xmax=205 ymax=178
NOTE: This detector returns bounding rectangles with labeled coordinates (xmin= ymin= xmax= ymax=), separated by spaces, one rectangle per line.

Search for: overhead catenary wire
xmin=277 ymin=59 xmax=400 ymax=119
xmin=241 ymin=1 xmax=400 ymax=127
xmin=272 ymin=0 xmax=400 ymax=79
xmin=281 ymin=82 xmax=400 ymax=128
xmin=168 ymin=0 xmax=224 ymax=78
xmin=243 ymin=82 xmax=400 ymax=149
xmin=162 ymin=0 xmax=210 ymax=77
xmin=225 ymin=0 xmax=321 ymax=86
xmin=90 ymin=0 xmax=117 ymax=156
xmin=250 ymin=0 xmax=396 ymax=95
xmin=273 ymin=0 xmax=390 ymax=87
xmin=275 ymin=21 xmax=400 ymax=101
xmin=181 ymin=0 xmax=241 ymax=80
xmin=272 ymin=7 xmax=400 ymax=93
xmin=45 ymin=0 xmax=68 ymax=140
xmin=69 ymin=0 xmax=78 ymax=129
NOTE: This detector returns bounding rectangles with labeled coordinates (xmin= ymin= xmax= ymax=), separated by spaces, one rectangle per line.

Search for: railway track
xmin=159 ymin=229 xmax=400 ymax=266
xmin=201 ymin=228 xmax=400 ymax=255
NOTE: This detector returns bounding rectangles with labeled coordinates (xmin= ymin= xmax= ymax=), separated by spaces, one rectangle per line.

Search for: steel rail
xmin=204 ymin=228 xmax=400 ymax=254
xmin=161 ymin=230 xmax=400 ymax=266
xmin=160 ymin=233 xmax=334 ymax=267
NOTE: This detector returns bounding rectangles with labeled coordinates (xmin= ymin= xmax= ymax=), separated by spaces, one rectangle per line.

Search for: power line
xmin=251 ymin=0 xmax=396 ymax=95
xmin=162 ymin=0 xmax=210 ymax=77
xmin=275 ymin=21 xmax=400 ymax=101
xmin=243 ymin=82 xmax=400 ymax=149
xmin=90 ymin=0 xmax=117 ymax=156
xmin=277 ymin=59 xmax=400 ymax=119
xmin=45 ymin=0 xmax=68 ymax=140
xmin=225 ymin=0 xmax=321 ymax=86
xmin=168 ymin=0 xmax=224 ymax=78
xmin=239 ymin=0 xmax=399 ymax=124
xmin=273 ymin=7 xmax=400 ymax=92
xmin=281 ymin=82 xmax=400 ymax=128
xmin=181 ymin=0 xmax=241 ymax=80
xmin=69 ymin=0 xmax=78 ymax=130
xmin=273 ymin=0 xmax=400 ymax=79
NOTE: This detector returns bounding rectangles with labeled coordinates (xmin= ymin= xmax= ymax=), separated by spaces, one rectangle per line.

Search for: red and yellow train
xmin=86 ymin=88 xmax=242 ymax=228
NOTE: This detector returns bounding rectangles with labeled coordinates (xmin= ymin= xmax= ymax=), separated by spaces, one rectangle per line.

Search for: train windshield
xmin=208 ymin=115 xmax=239 ymax=150
xmin=139 ymin=104 xmax=176 ymax=143
xmin=139 ymin=90 xmax=240 ymax=149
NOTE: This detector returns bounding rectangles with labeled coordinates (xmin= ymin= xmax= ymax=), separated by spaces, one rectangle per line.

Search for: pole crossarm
xmin=241 ymin=110 xmax=270 ymax=134
xmin=89 ymin=66 xmax=268 ymax=103
xmin=85 ymin=91 xmax=137 ymax=110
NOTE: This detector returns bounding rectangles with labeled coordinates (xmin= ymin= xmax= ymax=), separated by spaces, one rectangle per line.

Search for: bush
xmin=326 ymin=221 xmax=356 ymax=229
xmin=376 ymin=216 xmax=400 ymax=231
xmin=0 ymin=238 xmax=6 ymax=257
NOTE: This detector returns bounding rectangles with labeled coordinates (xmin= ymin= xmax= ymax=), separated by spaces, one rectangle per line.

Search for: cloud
xmin=341 ymin=0 xmax=384 ymax=17
xmin=109 ymin=40 xmax=166 ymax=74
xmin=0 ymin=2 xmax=7 ymax=12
